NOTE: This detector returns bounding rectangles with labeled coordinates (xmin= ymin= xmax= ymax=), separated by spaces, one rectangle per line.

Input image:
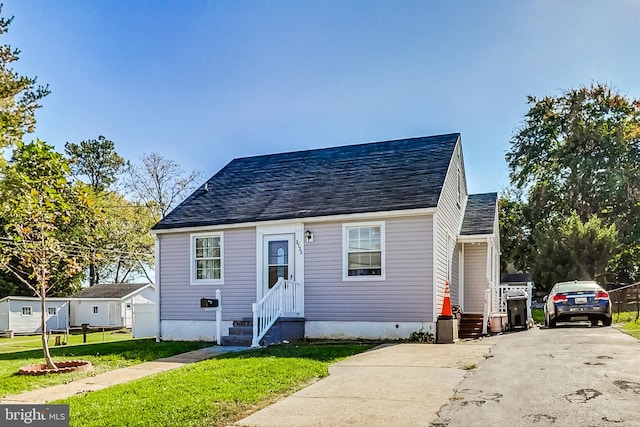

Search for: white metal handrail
xmin=251 ymin=278 xmax=303 ymax=347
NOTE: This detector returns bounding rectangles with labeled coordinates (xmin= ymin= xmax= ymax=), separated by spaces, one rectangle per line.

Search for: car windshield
xmin=556 ymin=282 xmax=599 ymax=293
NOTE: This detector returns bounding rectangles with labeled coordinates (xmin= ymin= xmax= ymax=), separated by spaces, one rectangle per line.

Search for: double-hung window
xmin=191 ymin=233 xmax=224 ymax=284
xmin=22 ymin=306 xmax=32 ymax=316
xmin=47 ymin=307 xmax=57 ymax=316
xmin=343 ymin=222 xmax=385 ymax=280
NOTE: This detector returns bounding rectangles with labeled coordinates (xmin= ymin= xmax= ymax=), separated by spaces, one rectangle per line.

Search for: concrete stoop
xmin=221 ymin=317 xmax=305 ymax=347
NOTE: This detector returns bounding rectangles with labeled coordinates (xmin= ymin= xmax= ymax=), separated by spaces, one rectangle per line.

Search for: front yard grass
xmin=0 ymin=338 xmax=212 ymax=398
xmin=58 ymin=343 xmax=374 ymax=427
xmin=0 ymin=329 xmax=134 ymax=354
xmin=613 ymin=311 xmax=640 ymax=339
xmin=531 ymin=308 xmax=544 ymax=324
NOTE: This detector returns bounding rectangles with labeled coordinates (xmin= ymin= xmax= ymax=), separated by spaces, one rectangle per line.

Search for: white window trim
xmin=21 ymin=306 xmax=32 ymax=316
xmin=190 ymin=232 xmax=224 ymax=285
xmin=342 ymin=221 xmax=386 ymax=281
xmin=92 ymin=305 xmax=99 ymax=314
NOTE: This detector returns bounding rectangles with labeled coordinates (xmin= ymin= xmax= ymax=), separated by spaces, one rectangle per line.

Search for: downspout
xmin=154 ymin=236 xmax=161 ymax=342
xmin=485 ymin=237 xmax=494 ymax=312
xmin=432 ymin=213 xmax=438 ymax=322
xmin=460 ymin=243 xmax=465 ymax=311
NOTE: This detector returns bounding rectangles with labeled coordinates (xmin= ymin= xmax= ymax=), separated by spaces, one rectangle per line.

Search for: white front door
xmin=263 ymin=234 xmax=295 ymax=296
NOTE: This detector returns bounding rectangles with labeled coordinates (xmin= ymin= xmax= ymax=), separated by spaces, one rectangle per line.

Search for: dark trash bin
xmin=505 ymin=289 xmax=528 ymax=331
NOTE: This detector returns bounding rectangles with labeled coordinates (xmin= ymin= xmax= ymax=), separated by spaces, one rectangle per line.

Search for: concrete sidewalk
xmin=233 ymin=341 xmax=494 ymax=427
xmin=1 ymin=346 xmax=248 ymax=404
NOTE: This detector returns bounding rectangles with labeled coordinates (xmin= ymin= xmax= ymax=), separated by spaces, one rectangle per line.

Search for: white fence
xmin=492 ymin=282 xmax=534 ymax=317
xmin=132 ymin=304 xmax=156 ymax=338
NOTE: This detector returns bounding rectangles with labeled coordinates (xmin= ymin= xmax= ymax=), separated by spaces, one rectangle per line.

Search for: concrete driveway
xmin=433 ymin=325 xmax=640 ymax=426
xmin=234 ymin=342 xmax=492 ymax=427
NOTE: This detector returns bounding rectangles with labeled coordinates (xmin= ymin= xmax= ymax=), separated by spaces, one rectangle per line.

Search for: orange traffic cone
xmin=440 ymin=280 xmax=453 ymax=319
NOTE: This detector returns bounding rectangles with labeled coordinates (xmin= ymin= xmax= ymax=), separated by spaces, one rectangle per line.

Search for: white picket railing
xmin=251 ymin=278 xmax=303 ymax=347
xmin=493 ymin=282 xmax=533 ymax=318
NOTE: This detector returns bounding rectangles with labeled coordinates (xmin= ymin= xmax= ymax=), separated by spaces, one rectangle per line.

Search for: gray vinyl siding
xmin=304 ymin=215 xmax=433 ymax=322
xmin=434 ymin=139 xmax=468 ymax=316
xmin=463 ymin=243 xmax=488 ymax=313
xmin=159 ymin=228 xmax=256 ymax=322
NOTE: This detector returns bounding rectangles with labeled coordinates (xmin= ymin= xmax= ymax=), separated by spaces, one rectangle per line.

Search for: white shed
xmin=0 ymin=297 xmax=70 ymax=335
xmin=69 ymin=283 xmax=155 ymax=328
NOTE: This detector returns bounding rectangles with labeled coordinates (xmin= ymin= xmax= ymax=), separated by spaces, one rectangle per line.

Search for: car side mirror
xmin=542 ymin=296 xmax=548 ymax=302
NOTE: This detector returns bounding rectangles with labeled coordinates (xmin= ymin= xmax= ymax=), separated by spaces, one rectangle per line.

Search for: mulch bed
xmin=18 ymin=360 xmax=93 ymax=376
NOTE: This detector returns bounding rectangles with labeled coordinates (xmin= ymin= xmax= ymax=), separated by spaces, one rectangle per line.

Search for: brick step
xmin=459 ymin=332 xmax=483 ymax=339
xmin=221 ymin=335 xmax=252 ymax=346
xmin=233 ymin=319 xmax=253 ymax=327
xmin=460 ymin=313 xmax=484 ymax=319
xmin=458 ymin=326 xmax=482 ymax=335
xmin=222 ymin=317 xmax=304 ymax=347
xmin=228 ymin=325 xmax=253 ymax=336
xmin=222 ymin=320 xmax=282 ymax=347
xmin=458 ymin=314 xmax=484 ymax=340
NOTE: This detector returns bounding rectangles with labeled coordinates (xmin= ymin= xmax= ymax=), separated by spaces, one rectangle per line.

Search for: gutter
xmin=155 ymin=236 xmax=161 ymax=342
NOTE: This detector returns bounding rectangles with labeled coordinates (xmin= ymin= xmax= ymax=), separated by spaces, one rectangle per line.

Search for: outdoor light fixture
xmin=305 ymin=230 xmax=313 ymax=243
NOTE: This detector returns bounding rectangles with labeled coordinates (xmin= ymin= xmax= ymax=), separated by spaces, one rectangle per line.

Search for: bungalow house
xmin=0 ymin=297 xmax=70 ymax=335
xmin=69 ymin=283 xmax=155 ymax=328
xmin=151 ymin=133 xmax=500 ymax=344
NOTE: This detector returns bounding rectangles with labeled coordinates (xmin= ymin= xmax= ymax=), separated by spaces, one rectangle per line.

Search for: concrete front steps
xmin=458 ymin=313 xmax=484 ymax=339
xmin=221 ymin=317 xmax=305 ymax=347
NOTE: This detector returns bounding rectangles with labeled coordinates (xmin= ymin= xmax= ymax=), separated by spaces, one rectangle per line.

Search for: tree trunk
xmin=41 ymin=295 xmax=57 ymax=369
xmin=89 ymin=247 xmax=96 ymax=286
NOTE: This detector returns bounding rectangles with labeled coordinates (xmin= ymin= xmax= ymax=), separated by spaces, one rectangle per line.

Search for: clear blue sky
xmin=4 ymin=1 xmax=640 ymax=195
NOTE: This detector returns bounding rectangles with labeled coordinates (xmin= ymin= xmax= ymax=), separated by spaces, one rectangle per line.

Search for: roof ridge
xmin=229 ymin=132 xmax=461 ymax=163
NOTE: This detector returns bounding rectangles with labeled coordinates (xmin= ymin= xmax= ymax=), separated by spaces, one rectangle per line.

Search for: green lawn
xmin=58 ymin=343 xmax=374 ymax=427
xmin=0 ymin=330 xmax=134 ymax=354
xmin=0 ymin=337 xmax=213 ymax=398
xmin=531 ymin=308 xmax=544 ymax=324
xmin=613 ymin=311 xmax=640 ymax=339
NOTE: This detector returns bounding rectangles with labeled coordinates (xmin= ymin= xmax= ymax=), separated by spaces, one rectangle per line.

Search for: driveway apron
xmin=234 ymin=342 xmax=492 ymax=427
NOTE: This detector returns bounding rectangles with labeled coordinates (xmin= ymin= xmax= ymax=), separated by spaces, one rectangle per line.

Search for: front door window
xmin=264 ymin=234 xmax=294 ymax=293
xmin=268 ymin=240 xmax=289 ymax=288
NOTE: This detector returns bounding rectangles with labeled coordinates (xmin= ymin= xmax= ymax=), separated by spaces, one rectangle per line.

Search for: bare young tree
xmin=0 ymin=140 xmax=89 ymax=369
xmin=126 ymin=153 xmax=202 ymax=221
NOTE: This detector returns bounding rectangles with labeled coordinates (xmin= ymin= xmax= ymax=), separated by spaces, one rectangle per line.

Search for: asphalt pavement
xmin=432 ymin=324 xmax=640 ymax=426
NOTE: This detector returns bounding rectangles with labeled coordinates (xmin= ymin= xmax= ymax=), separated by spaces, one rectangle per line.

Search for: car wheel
xmin=591 ymin=318 xmax=599 ymax=327
xmin=544 ymin=311 xmax=548 ymax=327
xmin=549 ymin=316 xmax=556 ymax=328
xmin=603 ymin=317 xmax=612 ymax=327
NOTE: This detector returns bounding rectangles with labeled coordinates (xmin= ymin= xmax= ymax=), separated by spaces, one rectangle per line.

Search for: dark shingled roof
xmin=153 ymin=133 xmax=460 ymax=230
xmin=501 ymin=273 xmax=533 ymax=283
xmin=70 ymin=283 xmax=150 ymax=299
xmin=460 ymin=193 xmax=498 ymax=235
